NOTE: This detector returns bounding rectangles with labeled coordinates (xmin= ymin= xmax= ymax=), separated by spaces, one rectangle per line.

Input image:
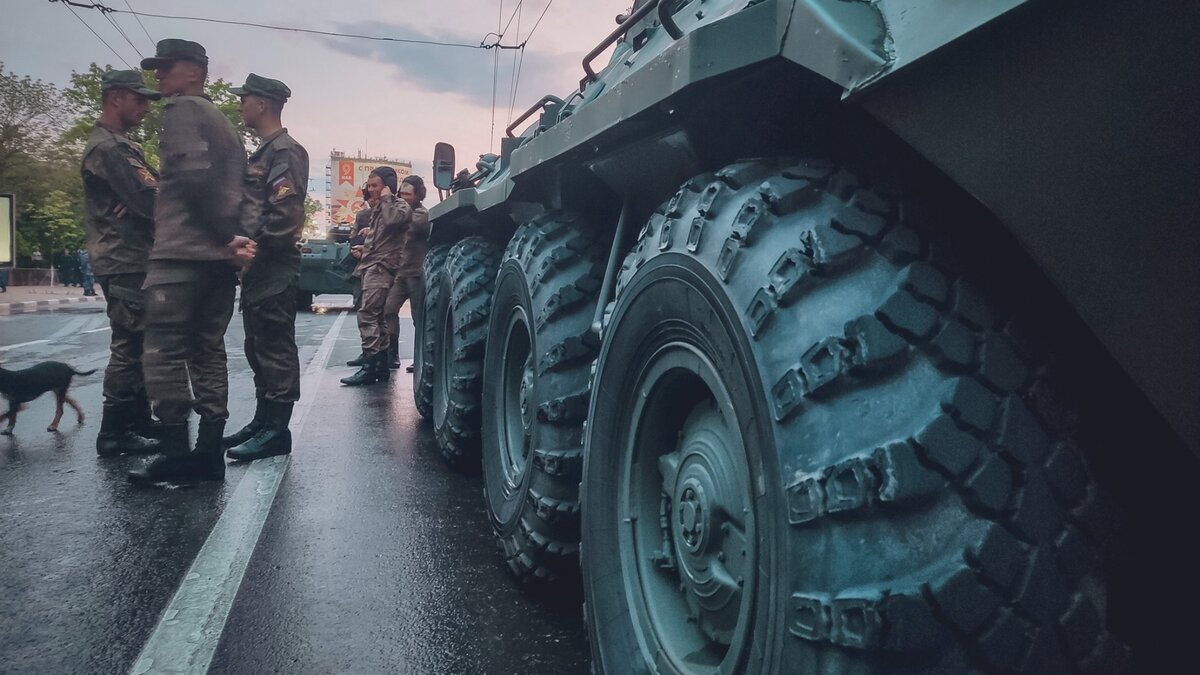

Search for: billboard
xmin=1 ymin=194 xmax=13 ymax=266
xmin=328 ymin=157 xmax=412 ymax=225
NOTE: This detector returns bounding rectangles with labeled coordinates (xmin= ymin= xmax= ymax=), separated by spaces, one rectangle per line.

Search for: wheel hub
xmin=657 ymin=406 xmax=747 ymax=647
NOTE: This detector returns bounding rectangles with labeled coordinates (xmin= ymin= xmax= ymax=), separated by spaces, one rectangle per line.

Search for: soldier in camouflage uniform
xmin=341 ymin=167 xmax=412 ymax=386
xmin=80 ymin=69 xmax=164 ymax=458
xmin=383 ymin=175 xmax=430 ymax=371
xmin=128 ymin=39 xmax=256 ymax=485
xmin=222 ymin=74 xmax=310 ymax=462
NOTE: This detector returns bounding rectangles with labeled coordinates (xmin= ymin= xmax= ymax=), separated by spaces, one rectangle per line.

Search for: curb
xmin=0 ymin=295 xmax=106 ymax=316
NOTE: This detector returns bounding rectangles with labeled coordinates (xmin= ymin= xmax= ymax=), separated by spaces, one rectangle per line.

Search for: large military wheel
xmin=414 ymin=243 xmax=453 ymax=420
xmin=481 ymin=214 xmax=605 ymax=586
xmin=582 ymin=160 xmax=1125 ymax=674
xmin=432 ymin=237 xmax=501 ymax=469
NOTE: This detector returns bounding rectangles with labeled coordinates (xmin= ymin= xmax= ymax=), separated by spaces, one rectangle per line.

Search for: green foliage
xmin=19 ymin=189 xmax=85 ymax=259
xmin=303 ymin=194 xmax=324 ymax=239
xmin=0 ymin=62 xmax=81 ymax=265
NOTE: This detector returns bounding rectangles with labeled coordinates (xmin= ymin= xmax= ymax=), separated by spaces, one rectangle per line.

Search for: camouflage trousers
xmin=384 ymin=274 xmax=424 ymax=339
xmin=357 ymin=266 xmax=395 ymax=355
xmin=242 ymin=285 xmax=300 ymax=403
xmin=97 ymin=274 xmax=148 ymax=405
xmin=142 ymin=272 xmax=236 ymax=423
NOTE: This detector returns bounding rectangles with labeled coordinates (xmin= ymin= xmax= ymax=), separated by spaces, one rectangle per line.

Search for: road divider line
xmin=130 ymin=310 xmax=349 ymax=675
xmin=0 ymin=339 xmax=49 ymax=352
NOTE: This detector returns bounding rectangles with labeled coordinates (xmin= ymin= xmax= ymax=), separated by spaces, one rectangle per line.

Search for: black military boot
xmin=340 ymin=352 xmax=382 ymax=386
xmin=96 ymin=403 xmax=162 ymax=458
xmin=346 ymin=352 xmax=367 ymax=367
xmin=374 ymin=350 xmax=391 ymax=381
xmin=227 ymin=401 xmax=292 ymax=461
xmin=222 ymin=398 xmax=265 ymax=449
xmin=388 ymin=335 xmax=401 ymax=369
xmin=131 ymin=394 xmax=167 ymax=440
xmin=127 ymin=419 xmax=225 ymax=485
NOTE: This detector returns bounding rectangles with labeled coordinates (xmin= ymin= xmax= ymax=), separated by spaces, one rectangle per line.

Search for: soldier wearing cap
xmin=128 ymin=39 xmax=256 ymax=485
xmin=221 ymin=74 xmax=310 ymax=462
xmin=80 ymin=69 xmax=164 ymax=458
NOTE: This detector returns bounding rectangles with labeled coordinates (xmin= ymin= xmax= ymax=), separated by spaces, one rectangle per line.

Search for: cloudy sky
xmin=2 ymin=0 xmax=629 ymax=222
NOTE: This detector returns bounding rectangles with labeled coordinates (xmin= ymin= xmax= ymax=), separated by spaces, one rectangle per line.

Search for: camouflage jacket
xmin=356 ymin=194 xmax=411 ymax=279
xmin=396 ymin=205 xmax=430 ymax=277
xmin=80 ymin=123 xmax=157 ymax=277
xmin=240 ymin=128 xmax=309 ymax=304
xmin=150 ymin=95 xmax=247 ymax=264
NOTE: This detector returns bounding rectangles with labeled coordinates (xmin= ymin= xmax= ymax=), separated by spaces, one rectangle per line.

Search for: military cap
xmin=230 ymin=73 xmax=292 ymax=102
xmin=101 ymin=69 xmax=161 ymax=99
xmin=140 ymin=38 xmax=209 ymax=69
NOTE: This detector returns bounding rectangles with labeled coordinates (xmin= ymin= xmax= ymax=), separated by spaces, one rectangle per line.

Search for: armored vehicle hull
xmin=420 ymin=1 xmax=1199 ymax=672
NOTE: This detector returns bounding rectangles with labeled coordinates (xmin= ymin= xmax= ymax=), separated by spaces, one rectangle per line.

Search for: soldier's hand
xmin=350 ymin=245 xmax=364 ymax=259
xmin=227 ymin=235 xmax=257 ymax=268
xmin=379 ymin=185 xmax=393 ymax=199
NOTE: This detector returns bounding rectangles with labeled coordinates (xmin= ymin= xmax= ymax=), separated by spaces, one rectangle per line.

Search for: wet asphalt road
xmin=0 ymin=300 xmax=589 ymax=674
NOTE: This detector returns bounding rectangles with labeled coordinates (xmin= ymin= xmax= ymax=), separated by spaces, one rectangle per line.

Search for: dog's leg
xmin=2 ymin=405 xmax=18 ymax=436
xmin=48 ymin=392 xmax=65 ymax=432
xmin=65 ymin=395 xmax=85 ymax=426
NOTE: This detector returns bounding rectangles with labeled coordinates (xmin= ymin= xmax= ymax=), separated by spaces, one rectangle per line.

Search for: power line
xmin=123 ymin=0 xmax=155 ymax=47
xmin=103 ymin=9 xmax=144 ymax=58
xmin=520 ymin=0 xmax=555 ymax=48
xmin=49 ymin=1 xmax=486 ymax=50
xmin=507 ymin=4 xmax=524 ymax=122
xmin=60 ymin=1 xmax=133 ymax=69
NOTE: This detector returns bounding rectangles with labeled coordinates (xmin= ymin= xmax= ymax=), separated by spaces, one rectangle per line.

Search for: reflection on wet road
xmin=0 ymin=304 xmax=588 ymax=673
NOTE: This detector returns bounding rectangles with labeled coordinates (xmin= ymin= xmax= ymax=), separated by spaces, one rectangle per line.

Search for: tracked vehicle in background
xmin=418 ymin=1 xmax=1199 ymax=672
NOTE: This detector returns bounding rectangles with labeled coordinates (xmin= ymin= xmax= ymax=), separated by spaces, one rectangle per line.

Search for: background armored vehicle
xmin=418 ymin=0 xmax=1198 ymax=672
xmin=296 ymin=224 xmax=356 ymax=310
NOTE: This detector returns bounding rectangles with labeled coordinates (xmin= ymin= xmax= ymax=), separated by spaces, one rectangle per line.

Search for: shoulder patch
xmin=270 ymin=175 xmax=297 ymax=202
xmin=137 ymin=167 xmax=157 ymax=187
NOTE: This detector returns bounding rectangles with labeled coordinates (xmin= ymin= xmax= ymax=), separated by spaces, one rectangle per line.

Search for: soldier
xmin=383 ymin=175 xmax=430 ymax=371
xmin=222 ymin=74 xmax=309 ymax=462
xmin=341 ymin=167 xmax=411 ymax=386
xmin=345 ymin=200 xmax=374 ymax=366
xmin=127 ymin=39 xmax=256 ymax=485
xmin=79 ymin=69 xmax=164 ymax=457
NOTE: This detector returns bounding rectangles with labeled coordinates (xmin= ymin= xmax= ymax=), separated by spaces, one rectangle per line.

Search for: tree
xmin=303 ymin=194 xmax=324 ymax=239
xmin=0 ymin=62 xmax=69 ymax=178
xmin=19 ymin=189 xmax=85 ymax=261
xmin=1 ymin=63 xmax=82 ymax=266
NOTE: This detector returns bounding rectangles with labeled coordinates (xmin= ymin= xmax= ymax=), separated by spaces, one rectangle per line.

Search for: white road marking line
xmin=45 ymin=316 xmax=90 ymax=341
xmin=0 ymin=339 xmax=49 ymax=352
xmin=130 ymin=310 xmax=349 ymax=675
xmin=84 ymin=326 xmax=112 ymax=334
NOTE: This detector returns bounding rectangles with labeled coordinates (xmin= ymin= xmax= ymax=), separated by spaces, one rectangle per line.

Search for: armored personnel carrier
xmin=420 ymin=1 xmax=1198 ymax=672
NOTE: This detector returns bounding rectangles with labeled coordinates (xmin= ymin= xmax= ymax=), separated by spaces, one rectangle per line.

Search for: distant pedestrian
xmin=383 ymin=175 xmax=429 ymax=372
xmin=77 ymin=249 xmax=96 ymax=296
xmin=127 ymin=39 xmax=255 ymax=485
xmin=79 ymin=69 xmax=165 ymax=458
xmin=0 ymin=266 xmax=8 ymax=292
xmin=222 ymin=73 xmax=309 ymax=462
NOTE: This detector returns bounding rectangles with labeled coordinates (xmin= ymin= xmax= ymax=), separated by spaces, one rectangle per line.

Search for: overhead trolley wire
xmin=102 ymin=9 xmax=145 ymax=58
xmin=123 ymin=0 xmax=156 ymax=48
xmin=49 ymin=0 xmax=486 ymax=50
xmin=59 ymin=1 xmax=133 ymax=68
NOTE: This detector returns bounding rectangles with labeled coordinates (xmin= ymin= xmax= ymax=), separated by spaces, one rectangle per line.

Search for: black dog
xmin=0 ymin=362 xmax=96 ymax=435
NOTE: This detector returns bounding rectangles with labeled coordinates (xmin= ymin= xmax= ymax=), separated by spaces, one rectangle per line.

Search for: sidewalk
xmin=0 ymin=285 xmax=106 ymax=315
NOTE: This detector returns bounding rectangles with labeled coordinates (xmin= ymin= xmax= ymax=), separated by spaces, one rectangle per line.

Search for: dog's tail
xmin=72 ymin=368 xmax=98 ymax=376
